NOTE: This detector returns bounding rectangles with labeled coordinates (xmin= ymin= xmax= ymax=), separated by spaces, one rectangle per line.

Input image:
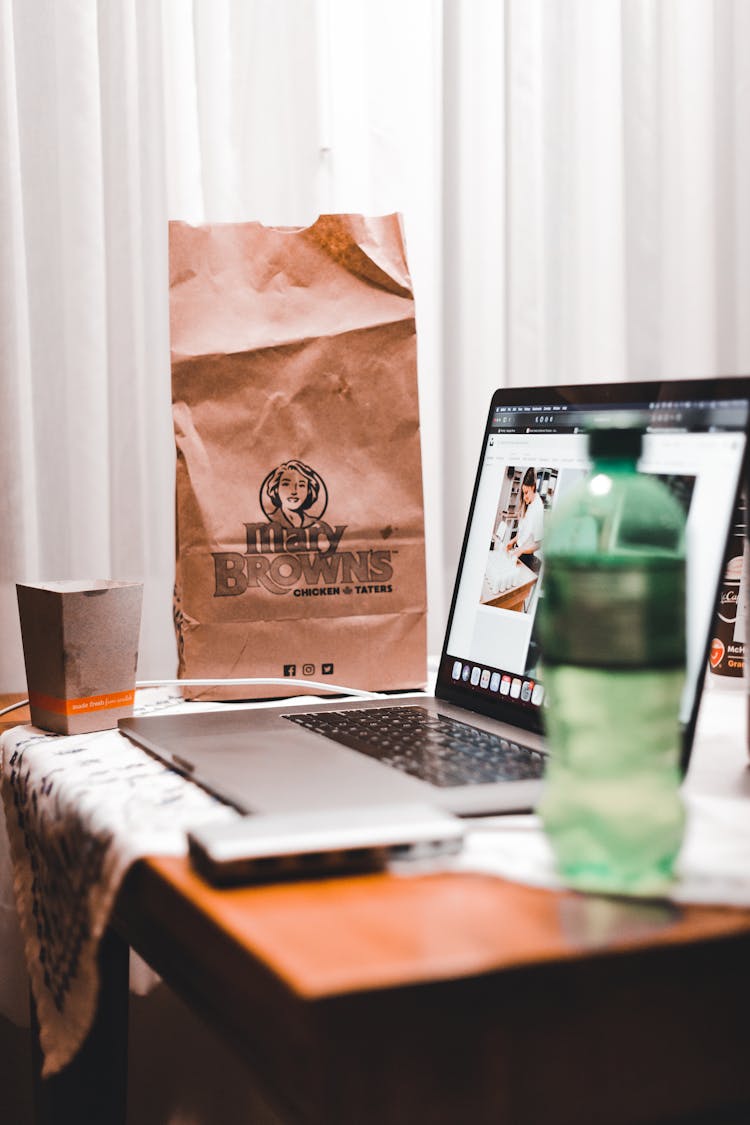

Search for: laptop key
xmin=284 ymin=706 xmax=546 ymax=788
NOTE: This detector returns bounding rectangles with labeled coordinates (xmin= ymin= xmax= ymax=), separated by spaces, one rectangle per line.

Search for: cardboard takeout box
xmin=16 ymin=580 xmax=143 ymax=735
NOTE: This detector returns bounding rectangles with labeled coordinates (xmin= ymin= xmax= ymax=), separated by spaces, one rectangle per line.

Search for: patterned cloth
xmin=0 ymin=691 xmax=239 ymax=1076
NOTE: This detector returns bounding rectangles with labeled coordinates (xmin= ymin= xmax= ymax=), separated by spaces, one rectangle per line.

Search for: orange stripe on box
xmin=29 ymin=690 xmax=135 ymax=716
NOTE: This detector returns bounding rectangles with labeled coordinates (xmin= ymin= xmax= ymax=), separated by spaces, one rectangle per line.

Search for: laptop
xmin=120 ymin=377 xmax=749 ymax=817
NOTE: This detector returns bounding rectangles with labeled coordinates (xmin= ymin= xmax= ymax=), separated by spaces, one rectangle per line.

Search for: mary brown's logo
xmin=213 ymin=459 xmax=394 ymax=597
xmin=259 ymin=460 xmax=328 ymax=527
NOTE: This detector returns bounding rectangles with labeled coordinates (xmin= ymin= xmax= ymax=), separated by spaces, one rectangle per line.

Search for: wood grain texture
xmin=114 ymin=857 xmax=750 ymax=1124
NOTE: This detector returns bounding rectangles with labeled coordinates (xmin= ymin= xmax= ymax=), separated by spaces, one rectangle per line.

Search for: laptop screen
xmin=436 ymin=378 xmax=749 ymax=751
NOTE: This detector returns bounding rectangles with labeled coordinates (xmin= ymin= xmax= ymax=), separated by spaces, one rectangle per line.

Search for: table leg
xmin=31 ymin=927 xmax=129 ymax=1125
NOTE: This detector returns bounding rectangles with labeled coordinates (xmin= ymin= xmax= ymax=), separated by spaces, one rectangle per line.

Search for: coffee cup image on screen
xmin=482 ymin=466 xmax=557 ymax=615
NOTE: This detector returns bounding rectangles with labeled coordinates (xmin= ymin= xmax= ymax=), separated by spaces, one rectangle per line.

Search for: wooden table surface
xmin=0 ymin=693 xmax=30 ymax=733
xmin=116 ymin=854 xmax=750 ymax=1125
xmin=125 ymin=853 xmax=750 ymax=998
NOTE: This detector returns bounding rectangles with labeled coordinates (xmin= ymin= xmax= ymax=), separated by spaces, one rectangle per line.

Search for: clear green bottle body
xmin=538 ymin=448 xmax=687 ymax=896
xmin=541 ymin=657 xmax=685 ymax=896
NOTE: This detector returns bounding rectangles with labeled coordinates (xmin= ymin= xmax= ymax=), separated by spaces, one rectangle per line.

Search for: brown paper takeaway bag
xmin=169 ymin=215 xmax=427 ymax=699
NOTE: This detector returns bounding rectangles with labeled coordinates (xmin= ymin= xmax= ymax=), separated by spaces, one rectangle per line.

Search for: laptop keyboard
xmin=284 ymin=706 xmax=546 ymax=788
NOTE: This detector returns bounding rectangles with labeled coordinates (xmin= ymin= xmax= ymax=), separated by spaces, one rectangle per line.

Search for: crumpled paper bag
xmin=169 ymin=215 xmax=427 ymax=698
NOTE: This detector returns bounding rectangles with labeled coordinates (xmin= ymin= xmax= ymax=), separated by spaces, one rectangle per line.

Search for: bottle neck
xmin=591 ymin=455 xmax=638 ymax=474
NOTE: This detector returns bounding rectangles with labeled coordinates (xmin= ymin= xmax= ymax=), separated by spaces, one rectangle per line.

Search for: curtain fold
xmin=1 ymin=0 xmax=175 ymax=688
xmin=506 ymin=0 xmax=750 ymax=387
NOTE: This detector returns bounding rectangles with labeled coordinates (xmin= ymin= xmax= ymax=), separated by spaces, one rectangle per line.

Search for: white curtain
xmin=506 ymin=0 xmax=750 ymax=388
xmin=1 ymin=0 xmax=449 ymax=688
xmin=1 ymin=0 xmax=175 ymax=688
xmin=2 ymin=0 xmax=750 ymax=694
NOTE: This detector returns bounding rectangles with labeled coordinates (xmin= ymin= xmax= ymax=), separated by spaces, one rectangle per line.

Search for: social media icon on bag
xmin=283 ymin=664 xmax=296 ymax=677
xmin=303 ymin=664 xmax=315 ymax=676
xmin=322 ymin=663 xmax=334 ymax=675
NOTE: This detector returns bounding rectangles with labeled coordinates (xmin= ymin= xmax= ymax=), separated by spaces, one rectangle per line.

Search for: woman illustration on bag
xmin=264 ymin=460 xmax=323 ymax=528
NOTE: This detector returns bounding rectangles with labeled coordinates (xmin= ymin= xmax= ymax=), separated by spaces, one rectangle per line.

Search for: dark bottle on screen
xmin=709 ymin=490 xmax=746 ymax=686
xmin=537 ymin=425 xmax=686 ymax=896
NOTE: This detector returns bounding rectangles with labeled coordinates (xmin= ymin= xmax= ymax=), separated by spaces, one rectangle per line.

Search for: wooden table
xmin=112 ymin=857 xmax=750 ymax=1125
xmin=3 ymin=695 xmax=750 ymax=1125
xmin=481 ymin=559 xmax=538 ymax=612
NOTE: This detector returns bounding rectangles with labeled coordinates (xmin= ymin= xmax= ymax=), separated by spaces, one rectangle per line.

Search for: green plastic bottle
xmin=537 ymin=426 xmax=687 ymax=896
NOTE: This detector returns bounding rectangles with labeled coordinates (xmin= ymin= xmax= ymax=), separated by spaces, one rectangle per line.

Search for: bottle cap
xmin=587 ymin=425 xmax=643 ymax=459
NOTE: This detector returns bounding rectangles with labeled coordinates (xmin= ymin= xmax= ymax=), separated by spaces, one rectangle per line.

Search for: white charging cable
xmin=135 ymin=677 xmax=383 ymax=700
xmin=0 ymin=699 xmax=28 ymax=718
xmin=0 ymin=676 xmax=383 ymax=720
